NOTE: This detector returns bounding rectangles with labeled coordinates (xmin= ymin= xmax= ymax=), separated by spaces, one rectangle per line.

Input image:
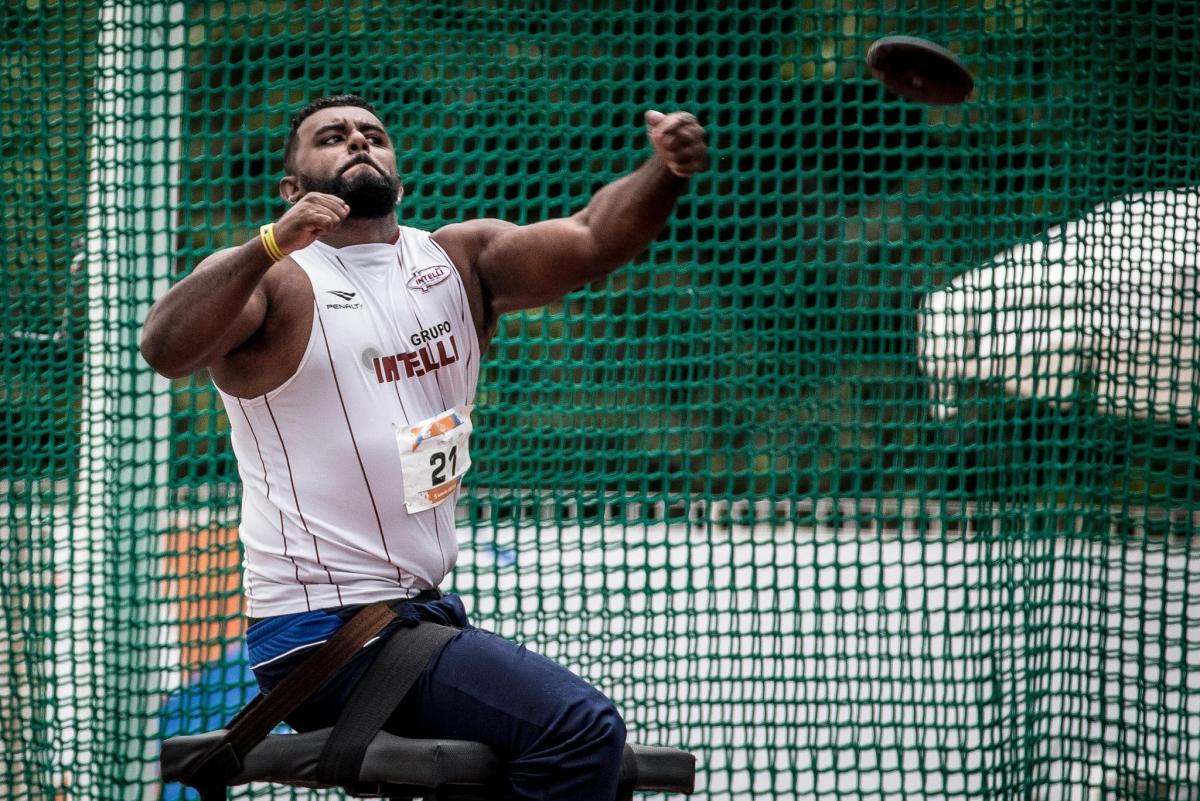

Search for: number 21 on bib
xmin=395 ymin=406 xmax=473 ymax=513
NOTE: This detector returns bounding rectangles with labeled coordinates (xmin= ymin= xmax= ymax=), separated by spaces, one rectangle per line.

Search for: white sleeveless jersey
xmin=216 ymin=226 xmax=481 ymax=618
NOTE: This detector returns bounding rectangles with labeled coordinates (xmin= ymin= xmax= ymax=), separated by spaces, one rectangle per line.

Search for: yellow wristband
xmin=259 ymin=223 xmax=284 ymax=261
xmin=259 ymin=223 xmax=285 ymax=262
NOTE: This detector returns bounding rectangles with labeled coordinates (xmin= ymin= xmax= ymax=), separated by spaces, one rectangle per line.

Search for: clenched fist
xmin=645 ymin=110 xmax=707 ymax=178
xmin=272 ymin=192 xmax=350 ymax=255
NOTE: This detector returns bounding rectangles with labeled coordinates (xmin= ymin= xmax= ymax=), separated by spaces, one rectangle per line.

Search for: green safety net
xmin=2 ymin=1 xmax=1198 ymax=799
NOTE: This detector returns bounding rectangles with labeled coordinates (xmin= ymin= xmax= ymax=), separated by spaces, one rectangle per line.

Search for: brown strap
xmin=198 ymin=602 xmax=391 ymax=758
xmin=182 ymin=601 xmax=398 ymax=797
xmin=226 ymin=601 xmax=395 ymax=752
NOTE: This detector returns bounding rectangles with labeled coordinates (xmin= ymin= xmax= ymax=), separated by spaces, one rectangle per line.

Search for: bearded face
xmin=299 ymin=155 xmax=403 ymax=219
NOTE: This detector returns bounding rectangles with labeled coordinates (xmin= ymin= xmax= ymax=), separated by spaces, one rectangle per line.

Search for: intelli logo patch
xmin=406 ymin=265 xmax=451 ymax=293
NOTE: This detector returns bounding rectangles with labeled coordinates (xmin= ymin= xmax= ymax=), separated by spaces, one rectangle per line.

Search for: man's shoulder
xmin=432 ymin=218 xmax=517 ymax=245
xmin=259 ymin=255 xmax=312 ymax=295
xmin=426 ymin=221 xmax=502 ymax=347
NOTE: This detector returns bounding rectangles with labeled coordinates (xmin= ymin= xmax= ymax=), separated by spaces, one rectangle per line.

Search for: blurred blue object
xmin=158 ymin=641 xmax=275 ymax=800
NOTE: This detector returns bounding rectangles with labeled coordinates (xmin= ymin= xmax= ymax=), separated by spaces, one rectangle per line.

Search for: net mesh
xmin=2 ymin=1 xmax=1198 ymax=799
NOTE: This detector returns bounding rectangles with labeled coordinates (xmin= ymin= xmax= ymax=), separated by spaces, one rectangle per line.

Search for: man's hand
xmin=273 ymin=192 xmax=350 ymax=255
xmin=645 ymin=110 xmax=707 ymax=178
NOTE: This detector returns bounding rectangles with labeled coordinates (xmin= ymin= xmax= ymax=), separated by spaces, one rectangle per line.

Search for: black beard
xmin=299 ymin=163 xmax=402 ymax=219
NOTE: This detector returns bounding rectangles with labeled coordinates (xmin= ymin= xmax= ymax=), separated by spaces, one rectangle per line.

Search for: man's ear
xmin=280 ymin=174 xmax=301 ymax=204
xmin=395 ymin=184 xmax=404 ymax=205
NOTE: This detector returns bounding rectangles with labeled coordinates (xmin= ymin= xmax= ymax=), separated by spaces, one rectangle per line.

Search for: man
xmin=140 ymin=94 xmax=707 ymax=800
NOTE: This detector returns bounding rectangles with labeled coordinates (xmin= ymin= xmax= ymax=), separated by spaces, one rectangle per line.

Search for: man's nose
xmin=347 ymin=129 xmax=370 ymax=151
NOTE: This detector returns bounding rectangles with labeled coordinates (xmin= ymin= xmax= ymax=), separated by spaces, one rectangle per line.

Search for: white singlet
xmin=216 ymin=226 xmax=481 ymax=618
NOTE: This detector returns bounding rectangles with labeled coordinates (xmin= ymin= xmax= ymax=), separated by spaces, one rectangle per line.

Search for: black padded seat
xmin=161 ymin=728 xmax=695 ymax=800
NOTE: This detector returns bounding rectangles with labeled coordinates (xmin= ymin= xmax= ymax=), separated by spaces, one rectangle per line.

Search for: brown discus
xmin=867 ymin=35 xmax=975 ymax=105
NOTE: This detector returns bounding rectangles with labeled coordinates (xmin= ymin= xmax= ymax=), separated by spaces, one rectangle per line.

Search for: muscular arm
xmin=438 ymin=111 xmax=707 ymax=325
xmin=139 ymin=192 xmax=349 ymax=378
xmin=139 ymin=241 xmax=274 ymax=378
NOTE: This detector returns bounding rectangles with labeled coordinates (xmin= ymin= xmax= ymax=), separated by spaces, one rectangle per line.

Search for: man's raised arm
xmin=139 ymin=193 xmax=348 ymax=378
xmin=442 ymin=110 xmax=707 ymax=320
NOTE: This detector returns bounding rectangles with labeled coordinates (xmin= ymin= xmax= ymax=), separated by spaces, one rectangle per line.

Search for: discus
xmin=867 ymin=35 xmax=975 ymax=105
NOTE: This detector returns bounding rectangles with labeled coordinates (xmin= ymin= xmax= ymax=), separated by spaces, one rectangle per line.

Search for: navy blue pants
xmin=249 ymin=594 xmax=626 ymax=801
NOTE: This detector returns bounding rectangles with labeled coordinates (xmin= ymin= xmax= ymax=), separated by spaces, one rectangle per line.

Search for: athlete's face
xmin=285 ymin=106 xmax=403 ymax=219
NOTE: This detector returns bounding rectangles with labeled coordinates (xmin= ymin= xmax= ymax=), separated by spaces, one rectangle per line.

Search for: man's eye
xmin=323 ymin=135 xmax=343 ymax=144
xmin=367 ymin=135 xmax=385 ymax=144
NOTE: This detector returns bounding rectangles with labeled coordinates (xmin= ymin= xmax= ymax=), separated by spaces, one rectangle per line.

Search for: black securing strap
xmin=198 ymin=780 xmax=231 ymax=801
xmin=185 ymin=741 xmax=240 ymax=801
xmin=316 ymin=621 xmax=461 ymax=788
xmin=179 ymin=601 xmax=398 ymax=796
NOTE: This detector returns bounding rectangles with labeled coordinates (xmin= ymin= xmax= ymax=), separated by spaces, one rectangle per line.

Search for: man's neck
xmin=319 ymin=216 xmax=400 ymax=249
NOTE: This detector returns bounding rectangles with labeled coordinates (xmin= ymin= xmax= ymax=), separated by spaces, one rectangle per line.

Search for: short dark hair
xmin=283 ymin=94 xmax=378 ymax=174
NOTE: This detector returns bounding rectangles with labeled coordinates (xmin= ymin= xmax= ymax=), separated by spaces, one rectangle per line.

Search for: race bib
xmin=395 ymin=405 xmax=473 ymax=513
